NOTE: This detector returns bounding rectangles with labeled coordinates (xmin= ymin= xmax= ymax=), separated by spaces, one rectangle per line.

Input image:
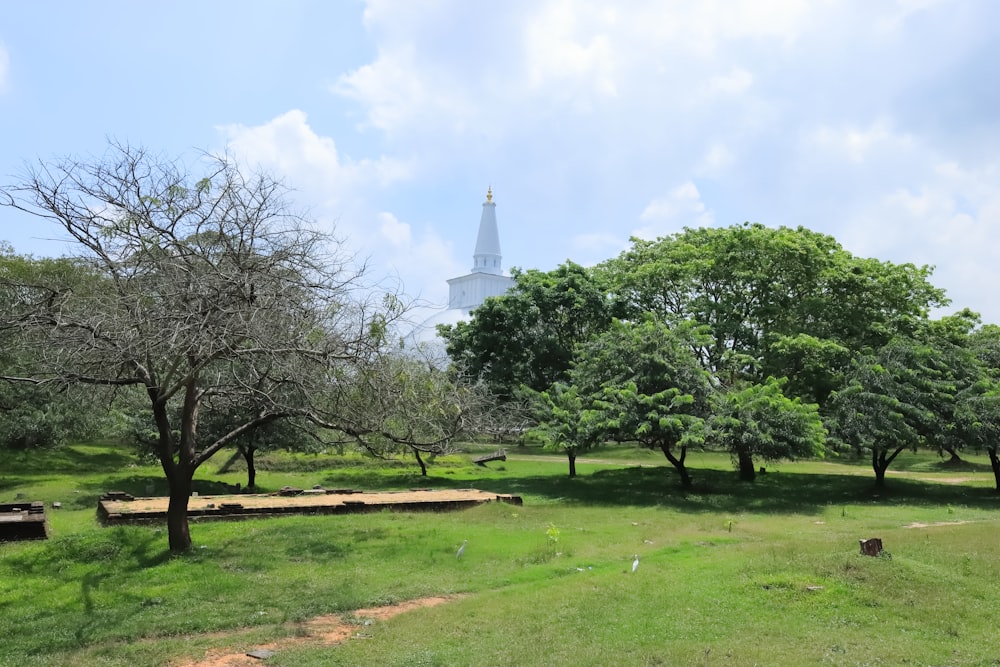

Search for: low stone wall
xmin=0 ymin=502 xmax=48 ymax=541
xmin=98 ymin=488 xmax=522 ymax=526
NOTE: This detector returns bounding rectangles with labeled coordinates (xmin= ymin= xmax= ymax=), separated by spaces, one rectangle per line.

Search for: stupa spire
xmin=472 ymin=187 xmax=502 ymax=275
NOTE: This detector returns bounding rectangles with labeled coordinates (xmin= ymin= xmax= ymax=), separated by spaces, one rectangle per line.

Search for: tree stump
xmin=859 ymin=537 xmax=883 ymax=557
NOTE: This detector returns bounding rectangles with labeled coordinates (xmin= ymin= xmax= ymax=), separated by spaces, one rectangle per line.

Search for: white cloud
xmin=217 ymin=110 xmax=462 ymax=310
xmin=695 ymin=142 xmax=736 ymax=178
xmin=378 ymin=211 xmax=412 ymax=247
xmin=875 ymin=0 xmax=952 ymax=32
xmin=0 ymin=43 xmax=9 ymax=93
xmin=336 ymin=1 xmax=822 ymax=139
xmin=807 ymin=119 xmax=913 ymax=164
xmin=704 ymin=67 xmax=754 ymax=96
xmin=335 ymin=44 xmax=477 ymax=136
xmin=635 ymin=181 xmax=715 ymax=239
xmin=523 ymin=2 xmax=619 ymax=98
xmin=218 ymin=109 xmax=412 ymax=208
xmin=328 ymin=0 xmax=1000 ymax=323
xmin=840 ymin=157 xmax=1000 ymax=321
xmin=373 ymin=211 xmax=464 ymax=310
xmin=570 ymin=231 xmax=627 ymax=265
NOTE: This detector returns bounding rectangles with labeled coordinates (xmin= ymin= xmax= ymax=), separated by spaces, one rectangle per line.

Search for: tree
xmin=711 ymin=378 xmax=826 ymax=482
xmin=0 ymin=378 xmax=114 ymax=449
xmin=0 ymin=248 xmax=117 ymax=448
xmin=438 ymin=261 xmax=613 ymax=398
xmin=198 ymin=407 xmax=313 ymax=490
xmin=528 ymin=383 xmax=607 ymax=477
xmin=0 ymin=143 xmax=405 ymax=552
xmin=325 ymin=351 xmax=490 ymax=476
xmin=571 ymin=318 xmax=713 ymax=488
xmin=827 ymin=333 xmax=963 ymax=487
xmin=965 ymin=323 xmax=1000 ymax=490
xmin=955 ymin=380 xmax=1000 ymax=492
xmin=918 ymin=310 xmax=984 ymax=464
xmin=600 ymin=224 xmax=946 ymax=401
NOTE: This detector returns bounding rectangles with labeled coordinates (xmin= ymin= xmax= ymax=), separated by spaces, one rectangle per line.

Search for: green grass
xmin=1 ymin=442 xmax=999 ymax=666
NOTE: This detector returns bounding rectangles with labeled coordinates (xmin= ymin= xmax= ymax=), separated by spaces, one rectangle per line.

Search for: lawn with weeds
xmin=1 ymin=442 xmax=998 ymax=666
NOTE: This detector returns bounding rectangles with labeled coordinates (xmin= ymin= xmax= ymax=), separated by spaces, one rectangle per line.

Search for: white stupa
xmin=446 ymin=187 xmax=515 ymax=311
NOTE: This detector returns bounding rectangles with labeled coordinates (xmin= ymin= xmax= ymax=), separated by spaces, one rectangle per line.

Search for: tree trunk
xmin=873 ymin=464 xmax=886 ymax=488
xmin=872 ymin=446 xmax=905 ymax=489
xmin=660 ymin=444 xmax=692 ymax=488
xmin=166 ymin=471 xmax=193 ymax=552
xmin=567 ymin=450 xmax=577 ymax=478
xmin=873 ymin=449 xmax=887 ymax=488
xmin=989 ymin=447 xmax=1000 ymax=493
xmin=737 ymin=447 xmax=755 ymax=482
xmin=414 ymin=448 xmax=428 ymax=476
xmin=942 ymin=446 xmax=963 ymax=465
xmin=242 ymin=445 xmax=257 ymax=489
xmin=159 ymin=376 xmax=201 ymax=553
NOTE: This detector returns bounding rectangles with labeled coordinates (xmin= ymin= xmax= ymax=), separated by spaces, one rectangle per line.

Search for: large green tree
xmin=955 ymin=380 xmax=1000 ymax=492
xmin=571 ymin=317 xmax=712 ymax=488
xmin=325 ymin=352 xmax=490 ymax=476
xmin=600 ymin=224 xmax=946 ymax=402
xmin=528 ymin=383 xmax=607 ymax=477
xmin=827 ymin=325 xmax=975 ymax=487
xmin=964 ymin=323 xmax=1000 ymax=489
xmin=0 ymin=248 xmax=117 ymax=449
xmin=711 ymin=378 xmax=826 ymax=482
xmin=438 ymin=261 xmax=614 ymax=398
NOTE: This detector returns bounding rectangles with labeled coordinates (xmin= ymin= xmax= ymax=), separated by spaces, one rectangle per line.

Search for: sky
xmin=2 ymin=0 xmax=1000 ymax=332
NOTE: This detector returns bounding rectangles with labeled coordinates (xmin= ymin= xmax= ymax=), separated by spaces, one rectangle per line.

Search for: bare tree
xmin=0 ymin=142 xmax=407 ymax=551
xmin=317 ymin=344 xmax=491 ymax=475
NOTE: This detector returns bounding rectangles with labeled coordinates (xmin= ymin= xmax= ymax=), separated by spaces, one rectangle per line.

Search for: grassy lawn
xmin=1 ymin=442 xmax=998 ymax=666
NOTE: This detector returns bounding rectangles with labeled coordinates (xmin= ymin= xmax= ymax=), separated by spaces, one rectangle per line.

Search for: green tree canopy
xmin=710 ymin=378 xmax=826 ymax=481
xmin=826 ymin=322 xmax=979 ymax=487
xmin=438 ymin=261 xmax=614 ymax=399
xmin=0 ymin=248 xmax=117 ymax=449
xmin=599 ymin=224 xmax=947 ymax=400
xmin=527 ymin=383 xmax=608 ymax=478
xmin=571 ymin=317 xmax=712 ymax=487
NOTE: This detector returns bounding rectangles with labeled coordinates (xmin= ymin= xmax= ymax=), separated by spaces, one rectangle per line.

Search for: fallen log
xmin=473 ymin=449 xmax=507 ymax=467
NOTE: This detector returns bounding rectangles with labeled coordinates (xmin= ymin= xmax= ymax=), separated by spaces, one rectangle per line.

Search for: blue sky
xmin=2 ymin=0 xmax=999 ymax=327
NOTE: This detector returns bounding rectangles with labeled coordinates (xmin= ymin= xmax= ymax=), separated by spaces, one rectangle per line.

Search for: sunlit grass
xmin=1 ymin=441 xmax=998 ymax=666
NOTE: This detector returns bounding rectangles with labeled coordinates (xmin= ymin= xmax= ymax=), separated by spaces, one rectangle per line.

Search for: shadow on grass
xmin=326 ymin=464 xmax=1000 ymax=515
xmin=1 ymin=444 xmax=136 ymax=475
xmin=6 ymin=525 xmax=171 ymax=576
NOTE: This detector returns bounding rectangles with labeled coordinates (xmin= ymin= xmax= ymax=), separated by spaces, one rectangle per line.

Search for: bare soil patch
xmin=904 ymin=520 xmax=971 ymax=529
xmin=172 ymin=595 xmax=459 ymax=667
xmin=918 ymin=476 xmax=973 ymax=484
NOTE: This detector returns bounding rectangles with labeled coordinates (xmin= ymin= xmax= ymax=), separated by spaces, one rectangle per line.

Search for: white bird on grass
xmin=632 ymin=554 xmax=640 ymax=573
xmin=456 ymin=540 xmax=468 ymax=558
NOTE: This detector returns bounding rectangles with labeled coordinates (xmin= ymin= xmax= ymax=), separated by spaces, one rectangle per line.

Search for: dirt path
xmin=171 ymin=595 xmax=459 ymax=667
xmin=903 ymin=520 xmax=971 ymax=529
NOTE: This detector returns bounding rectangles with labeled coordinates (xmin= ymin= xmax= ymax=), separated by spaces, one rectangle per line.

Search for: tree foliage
xmin=438 ymin=261 xmax=613 ymax=398
xmin=571 ymin=317 xmax=712 ymax=487
xmin=0 ymin=143 xmax=428 ymax=551
xmin=600 ymin=223 xmax=946 ymax=400
xmin=0 ymin=248 xmax=117 ymax=448
xmin=527 ymin=383 xmax=608 ymax=477
xmin=710 ymin=378 xmax=826 ymax=482
xmin=323 ymin=351 xmax=490 ymax=476
xmin=827 ymin=324 xmax=977 ymax=486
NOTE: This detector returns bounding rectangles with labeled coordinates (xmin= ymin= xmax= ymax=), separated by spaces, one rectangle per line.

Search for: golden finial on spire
xmin=486 ymin=186 xmax=493 ymax=203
